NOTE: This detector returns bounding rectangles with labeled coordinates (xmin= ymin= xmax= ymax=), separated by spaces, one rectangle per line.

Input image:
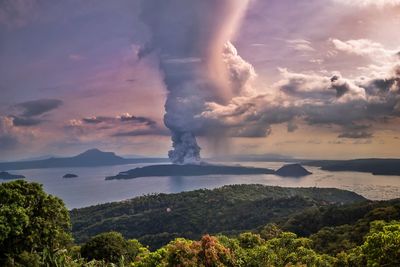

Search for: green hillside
xmin=71 ymin=184 xmax=365 ymax=248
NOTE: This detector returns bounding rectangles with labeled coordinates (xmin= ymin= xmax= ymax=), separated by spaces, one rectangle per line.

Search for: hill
xmin=70 ymin=184 xmax=365 ymax=248
xmin=0 ymin=149 xmax=168 ymax=171
xmin=304 ymin=158 xmax=400 ymax=176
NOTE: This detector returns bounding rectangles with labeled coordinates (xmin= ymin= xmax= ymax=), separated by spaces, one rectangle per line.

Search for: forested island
xmin=304 ymin=159 xmax=400 ymax=176
xmin=105 ymin=163 xmax=313 ymax=180
xmin=63 ymin=173 xmax=79 ymax=178
xmin=106 ymin=164 xmax=275 ymax=180
xmin=0 ymin=171 xmax=25 ymax=180
xmin=2 ymin=180 xmax=400 ymax=266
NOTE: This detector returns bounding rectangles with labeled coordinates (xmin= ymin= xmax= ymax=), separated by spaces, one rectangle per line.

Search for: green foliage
xmin=132 ymin=235 xmax=235 ymax=267
xmin=80 ymin=231 xmax=145 ymax=264
xmin=71 ymin=184 xmax=364 ymax=248
xmin=361 ymin=220 xmax=400 ymax=267
xmin=3 ymin=180 xmax=400 ymax=267
xmin=0 ymin=180 xmax=72 ymax=265
xmin=307 ymin=201 xmax=400 ymax=255
xmin=259 ymin=223 xmax=283 ymax=240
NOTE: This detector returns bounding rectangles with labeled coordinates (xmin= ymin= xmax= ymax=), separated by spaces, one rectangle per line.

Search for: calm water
xmin=3 ymin=161 xmax=400 ymax=209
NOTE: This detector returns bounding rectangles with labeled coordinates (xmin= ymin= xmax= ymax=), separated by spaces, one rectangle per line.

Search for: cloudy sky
xmin=0 ymin=0 xmax=399 ymax=161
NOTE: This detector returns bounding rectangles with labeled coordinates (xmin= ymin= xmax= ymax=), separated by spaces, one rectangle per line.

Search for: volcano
xmin=106 ymin=163 xmax=275 ymax=180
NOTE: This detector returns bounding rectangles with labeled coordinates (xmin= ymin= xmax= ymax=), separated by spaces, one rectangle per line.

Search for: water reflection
xmin=2 ymin=162 xmax=399 ymax=209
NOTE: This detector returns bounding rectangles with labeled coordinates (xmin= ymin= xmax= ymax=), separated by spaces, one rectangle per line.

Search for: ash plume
xmin=140 ymin=0 xmax=250 ymax=164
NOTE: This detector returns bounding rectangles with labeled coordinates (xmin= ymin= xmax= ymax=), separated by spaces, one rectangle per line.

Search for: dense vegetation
xmin=0 ymin=180 xmax=72 ymax=266
xmin=71 ymin=184 xmax=365 ymax=248
xmin=2 ymin=180 xmax=400 ymax=266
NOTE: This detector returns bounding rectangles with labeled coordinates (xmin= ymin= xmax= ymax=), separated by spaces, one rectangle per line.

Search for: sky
xmin=0 ymin=0 xmax=399 ymax=161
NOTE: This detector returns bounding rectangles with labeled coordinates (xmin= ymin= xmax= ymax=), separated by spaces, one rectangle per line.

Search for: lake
xmin=3 ymin=161 xmax=400 ymax=209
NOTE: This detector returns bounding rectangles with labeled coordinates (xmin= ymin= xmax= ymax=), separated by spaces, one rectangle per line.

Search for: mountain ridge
xmin=0 ymin=149 xmax=168 ymax=171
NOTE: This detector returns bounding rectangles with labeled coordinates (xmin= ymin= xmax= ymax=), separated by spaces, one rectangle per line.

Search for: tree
xmin=0 ymin=180 xmax=72 ymax=265
xmin=361 ymin=220 xmax=400 ymax=267
xmin=259 ymin=223 xmax=283 ymax=240
xmin=80 ymin=231 xmax=144 ymax=263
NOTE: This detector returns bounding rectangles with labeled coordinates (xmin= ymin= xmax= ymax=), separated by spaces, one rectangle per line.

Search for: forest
xmin=1 ymin=180 xmax=400 ymax=266
xmin=71 ymin=184 xmax=366 ymax=248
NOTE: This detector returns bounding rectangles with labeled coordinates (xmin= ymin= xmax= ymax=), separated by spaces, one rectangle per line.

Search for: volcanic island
xmin=105 ymin=163 xmax=312 ymax=180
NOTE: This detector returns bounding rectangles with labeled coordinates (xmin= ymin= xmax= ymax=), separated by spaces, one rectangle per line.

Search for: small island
xmin=106 ymin=164 xmax=275 ymax=180
xmin=63 ymin=173 xmax=78 ymax=178
xmin=275 ymin=164 xmax=312 ymax=177
xmin=0 ymin=171 xmax=26 ymax=180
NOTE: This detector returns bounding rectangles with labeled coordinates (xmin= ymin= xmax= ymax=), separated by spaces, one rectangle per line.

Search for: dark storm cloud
xmin=15 ymin=99 xmax=63 ymax=117
xmin=67 ymin=113 xmax=163 ymax=140
xmin=119 ymin=114 xmax=156 ymax=126
xmin=11 ymin=116 xmax=42 ymax=127
xmin=367 ymin=78 xmax=396 ymax=94
xmin=287 ymin=121 xmax=298 ymax=132
xmin=330 ymin=75 xmax=350 ymax=98
xmin=338 ymin=131 xmax=373 ymax=139
xmin=8 ymin=98 xmax=63 ymax=127
xmin=79 ymin=114 xmax=156 ymax=126
xmin=201 ymin=62 xmax=400 ymax=140
xmin=82 ymin=116 xmax=113 ymax=124
xmin=112 ymin=127 xmax=169 ymax=137
xmin=338 ymin=124 xmax=373 ymax=139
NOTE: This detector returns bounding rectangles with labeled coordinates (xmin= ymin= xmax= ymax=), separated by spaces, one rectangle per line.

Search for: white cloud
xmin=333 ymin=0 xmax=400 ymax=7
xmin=331 ymin=39 xmax=399 ymax=62
xmin=287 ymin=39 xmax=315 ymax=52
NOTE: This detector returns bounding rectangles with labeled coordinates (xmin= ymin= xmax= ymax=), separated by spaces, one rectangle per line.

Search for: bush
xmin=81 ymin=231 xmax=144 ymax=264
xmin=0 ymin=180 xmax=72 ymax=265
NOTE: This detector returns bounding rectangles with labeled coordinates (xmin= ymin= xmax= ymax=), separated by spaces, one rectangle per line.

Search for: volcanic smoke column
xmin=140 ymin=0 xmax=250 ymax=164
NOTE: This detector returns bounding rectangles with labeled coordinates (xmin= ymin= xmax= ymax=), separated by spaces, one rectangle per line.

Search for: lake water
xmin=3 ymin=161 xmax=400 ymax=209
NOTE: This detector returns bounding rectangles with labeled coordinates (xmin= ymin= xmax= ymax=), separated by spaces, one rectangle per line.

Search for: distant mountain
xmin=0 ymin=149 xmax=168 ymax=171
xmin=304 ymin=159 xmax=400 ymax=176
xmin=17 ymin=155 xmax=58 ymax=162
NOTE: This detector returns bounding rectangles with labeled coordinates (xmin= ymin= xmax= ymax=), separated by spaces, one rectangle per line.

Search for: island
xmin=63 ymin=173 xmax=78 ymax=178
xmin=106 ymin=164 xmax=275 ymax=180
xmin=275 ymin=164 xmax=312 ymax=177
xmin=0 ymin=171 xmax=26 ymax=180
xmin=303 ymin=159 xmax=400 ymax=176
